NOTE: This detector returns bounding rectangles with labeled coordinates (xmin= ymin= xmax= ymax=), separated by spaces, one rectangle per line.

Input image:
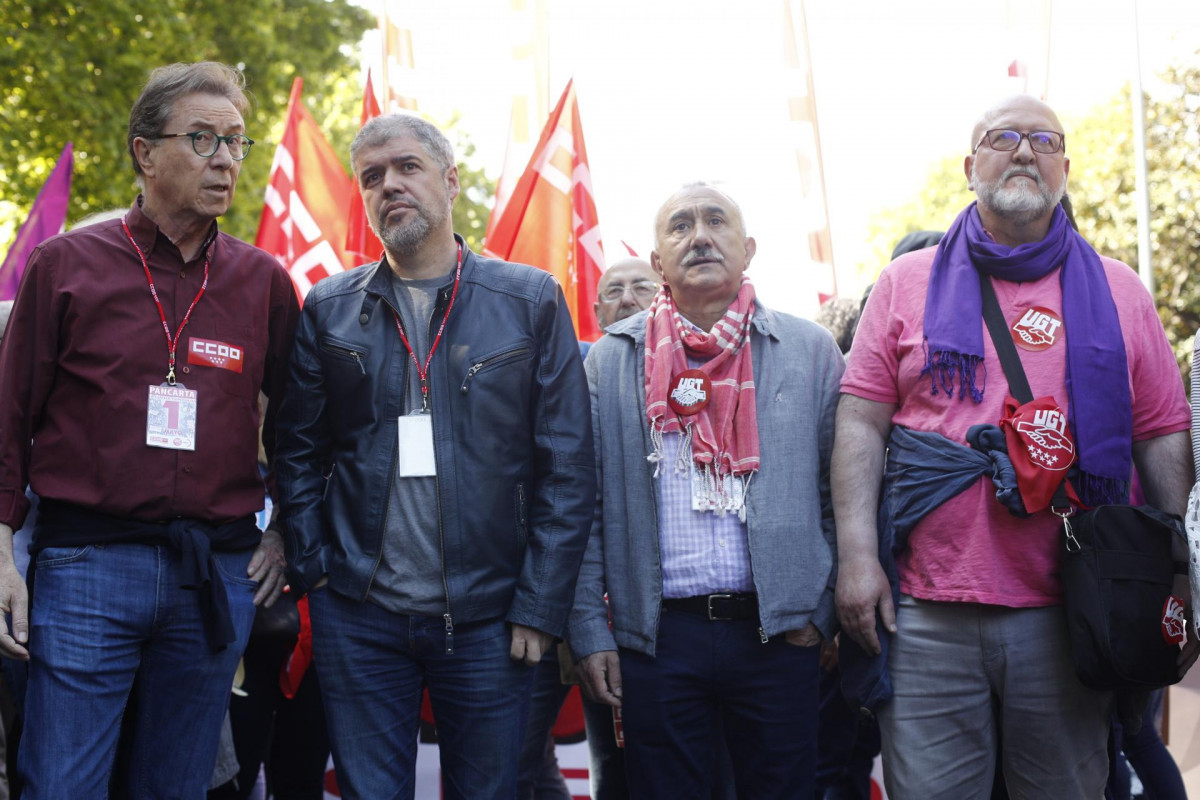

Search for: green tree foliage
xmin=0 ymin=0 xmax=371 ymax=244
xmin=860 ymin=154 xmax=972 ymax=282
xmin=446 ymin=123 xmax=496 ymax=254
xmin=863 ymin=54 xmax=1200 ymax=370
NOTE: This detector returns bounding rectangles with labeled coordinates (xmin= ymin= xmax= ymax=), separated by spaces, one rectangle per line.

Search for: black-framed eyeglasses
xmin=599 ymin=280 xmax=659 ymax=303
xmin=154 ymin=130 xmax=254 ymax=160
xmin=973 ymin=129 xmax=1065 ymax=155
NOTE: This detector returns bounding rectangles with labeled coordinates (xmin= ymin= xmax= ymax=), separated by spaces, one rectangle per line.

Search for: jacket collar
xmin=360 ymin=233 xmax=471 ymax=318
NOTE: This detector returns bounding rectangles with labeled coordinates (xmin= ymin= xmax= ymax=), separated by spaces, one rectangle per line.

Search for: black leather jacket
xmin=275 ymin=241 xmax=595 ymax=636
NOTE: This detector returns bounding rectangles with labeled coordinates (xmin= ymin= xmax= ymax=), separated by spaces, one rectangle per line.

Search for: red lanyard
xmin=390 ymin=242 xmax=464 ymax=411
xmin=121 ymin=219 xmax=210 ymax=385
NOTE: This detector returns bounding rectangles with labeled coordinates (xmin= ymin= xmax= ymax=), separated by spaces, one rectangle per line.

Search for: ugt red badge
xmin=1162 ymin=595 xmax=1187 ymax=646
xmin=668 ymin=369 xmax=711 ymax=416
xmin=1011 ymin=306 xmax=1063 ymax=352
xmin=999 ymin=396 xmax=1077 ymax=513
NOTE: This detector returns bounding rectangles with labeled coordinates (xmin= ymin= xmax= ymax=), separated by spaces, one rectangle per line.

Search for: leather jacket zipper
xmin=435 ymin=466 xmax=454 ymax=654
xmin=424 ymin=292 xmax=455 ymax=654
xmin=363 ymin=444 xmax=398 ymax=601
xmin=321 ymin=342 xmax=366 ymax=375
xmin=460 ymin=347 xmax=532 ymax=394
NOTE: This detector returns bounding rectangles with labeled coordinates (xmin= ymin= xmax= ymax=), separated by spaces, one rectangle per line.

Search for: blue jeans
xmin=619 ymin=608 xmax=820 ymax=800
xmin=20 ymin=543 xmax=257 ymax=799
xmin=517 ymin=653 xmax=571 ymax=799
xmin=308 ymin=588 xmax=537 ymax=800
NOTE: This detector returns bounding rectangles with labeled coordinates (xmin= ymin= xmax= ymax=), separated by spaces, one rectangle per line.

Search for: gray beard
xmin=379 ymin=212 xmax=433 ymax=256
xmin=973 ymin=164 xmax=1064 ymax=227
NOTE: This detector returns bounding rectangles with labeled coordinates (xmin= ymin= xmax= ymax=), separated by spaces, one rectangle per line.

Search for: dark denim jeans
xmin=619 ymin=608 xmax=820 ymax=800
xmin=308 ymin=587 xmax=537 ymax=800
xmin=517 ymin=653 xmax=571 ymax=800
xmin=20 ymin=543 xmax=256 ymax=798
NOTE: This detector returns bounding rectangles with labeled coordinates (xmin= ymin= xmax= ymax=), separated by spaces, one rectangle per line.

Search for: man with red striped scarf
xmin=569 ymin=183 xmax=845 ymax=798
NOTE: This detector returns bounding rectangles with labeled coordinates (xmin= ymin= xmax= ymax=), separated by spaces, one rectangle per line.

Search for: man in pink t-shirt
xmin=832 ymin=95 xmax=1194 ymax=798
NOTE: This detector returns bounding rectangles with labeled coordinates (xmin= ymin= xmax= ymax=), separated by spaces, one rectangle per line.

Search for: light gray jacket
xmin=567 ymin=303 xmax=844 ymax=659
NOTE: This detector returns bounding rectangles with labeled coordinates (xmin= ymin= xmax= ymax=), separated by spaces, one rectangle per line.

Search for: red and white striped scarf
xmin=644 ymin=277 xmax=760 ymax=500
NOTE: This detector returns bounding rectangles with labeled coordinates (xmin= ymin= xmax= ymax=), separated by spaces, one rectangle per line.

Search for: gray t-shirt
xmin=367 ymin=268 xmax=454 ymax=616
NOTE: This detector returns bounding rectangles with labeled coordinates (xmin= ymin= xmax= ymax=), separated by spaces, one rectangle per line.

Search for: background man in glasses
xmin=833 ymin=95 xmax=1193 ymax=797
xmin=0 ymin=61 xmax=299 ymax=795
xmin=570 ymin=182 xmax=844 ymax=797
xmin=595 ymin=257 xmax=660 ymax=330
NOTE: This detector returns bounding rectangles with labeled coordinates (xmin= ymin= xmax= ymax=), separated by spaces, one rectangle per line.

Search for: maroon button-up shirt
xmin=0 ymin=199 xmax=300 ymax=528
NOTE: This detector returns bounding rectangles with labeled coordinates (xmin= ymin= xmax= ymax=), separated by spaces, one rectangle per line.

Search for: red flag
xmin=344 ymin=72 xmax=385 ymax=267
xmin=484 ymin=80 xmax=605 ymax=342
xmin=255 ymin=78 xmax=357 ymax=299
xmin=0 ymin=143 xmax=73 ymax=301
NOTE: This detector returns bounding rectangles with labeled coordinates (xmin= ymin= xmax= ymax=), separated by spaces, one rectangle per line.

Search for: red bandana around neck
xmin=644 ymin=277 xmax=761 ymax=506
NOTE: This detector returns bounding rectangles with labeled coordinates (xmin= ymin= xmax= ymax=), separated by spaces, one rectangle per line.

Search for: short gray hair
xmin=350 ymin=114 xmax=455 ymax=177
xmin=127 ymin=62 xmax=250 ymax=178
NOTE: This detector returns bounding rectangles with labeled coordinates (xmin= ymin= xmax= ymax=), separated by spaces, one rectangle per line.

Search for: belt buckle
xmin=707 ymin=593 xmax=734 ymax=621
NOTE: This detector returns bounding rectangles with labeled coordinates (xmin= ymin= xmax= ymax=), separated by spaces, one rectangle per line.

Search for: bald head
xmin=595 ymin=258 xmax=659 ymax=328
xmin=653 ymin=182 xmax=747 ymax=249
xmin=970 ymin=95 xmax=1065 ymax=151
xmin=964 ymin=94 xmax=1069 ymax=244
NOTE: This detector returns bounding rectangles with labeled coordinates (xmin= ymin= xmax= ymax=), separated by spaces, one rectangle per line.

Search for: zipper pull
xmin=443 ymin=613 xmax=455 ymax=654
xmin=460 ymin=363 xmax=482 ymax=394
xmin=758 ymin=626 xmax=769 ymax=644
xmin=351 ymin=351 xmax=366 ymax=376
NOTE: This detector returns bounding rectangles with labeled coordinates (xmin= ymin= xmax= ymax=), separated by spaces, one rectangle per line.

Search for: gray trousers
xmin=878 ymin=595 xmax=1112 ymax=799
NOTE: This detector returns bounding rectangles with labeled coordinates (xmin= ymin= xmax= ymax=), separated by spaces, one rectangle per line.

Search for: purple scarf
xmin=922 ymin=202 xmax=1131 ymax=506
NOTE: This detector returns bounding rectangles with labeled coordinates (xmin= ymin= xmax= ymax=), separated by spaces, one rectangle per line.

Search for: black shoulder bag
xmin=979 ymin=273 xmax=1186 ymax=691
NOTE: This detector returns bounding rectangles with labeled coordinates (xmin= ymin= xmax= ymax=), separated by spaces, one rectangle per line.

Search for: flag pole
xmin=1130 ymin=0 xmax=1153 ymax=295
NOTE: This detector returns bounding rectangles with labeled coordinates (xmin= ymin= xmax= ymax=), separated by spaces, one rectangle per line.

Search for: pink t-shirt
xmin=842 ymin=247 xmax=1189 ymax=607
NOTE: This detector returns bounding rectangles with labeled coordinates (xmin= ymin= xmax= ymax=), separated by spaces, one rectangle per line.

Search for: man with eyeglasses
xmin=569 ymin=182 xmax=844 ymax=797
xmin=0 ymin=62 xmax=299 ymax=796
xmin=833 ymin=95 xmax=1193 ymax=797
xmin=595 ymin=257 xmax=660 ymax=331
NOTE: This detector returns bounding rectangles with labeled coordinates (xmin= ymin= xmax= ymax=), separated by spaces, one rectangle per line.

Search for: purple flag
xmin=0 ymin=143 xmax=74 ymax=301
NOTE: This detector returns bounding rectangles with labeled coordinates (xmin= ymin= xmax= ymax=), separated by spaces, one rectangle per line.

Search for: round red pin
xmin=668 ymin=369 xmax=711 ymax=416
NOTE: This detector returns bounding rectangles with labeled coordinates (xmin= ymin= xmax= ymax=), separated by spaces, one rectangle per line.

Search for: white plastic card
xmin=146 ymin=383 xmax=197 ymax=451
xmin=689 ymin=458 xmax=744 ymax=513
xmin=397 ymin=413 xmax=437 ymax=477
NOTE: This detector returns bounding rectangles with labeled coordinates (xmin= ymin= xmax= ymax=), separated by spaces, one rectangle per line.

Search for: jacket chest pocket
xmin=319 ymin=337 xmax=369 ymax=377
xmin=459 ymin=345 xmax=533 ymax=394
xmin=455 ymin=343 xmax=536 ymax=444
xmin=318 ymin=337 xmax=374 ymax=420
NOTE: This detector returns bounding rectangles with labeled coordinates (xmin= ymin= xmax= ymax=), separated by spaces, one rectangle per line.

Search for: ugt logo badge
xmin=1162 ymin=595 xmax=1187 ymax=646
xmin=1011 ymin=306 xmax=1063 ymax=352
xmin=668 ymin=369 xmax=711 ymax=416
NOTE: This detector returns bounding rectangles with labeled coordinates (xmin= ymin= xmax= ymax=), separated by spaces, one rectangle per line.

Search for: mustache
xmin=681 ymin=247 xmax=725 ymax=267
xmin=1002 ymin=166 xmax=1045 ymax=186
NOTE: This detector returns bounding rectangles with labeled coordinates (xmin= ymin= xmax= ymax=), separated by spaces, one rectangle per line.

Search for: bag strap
xmin=977 ymin=271 xmax=1074 ymax=516
xmin=979 ymin=273 xmax=1033 ymax=405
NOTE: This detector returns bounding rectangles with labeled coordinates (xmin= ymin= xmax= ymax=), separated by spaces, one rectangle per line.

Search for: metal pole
xmin=1130 ymin=0 xmax=1154 ymax=295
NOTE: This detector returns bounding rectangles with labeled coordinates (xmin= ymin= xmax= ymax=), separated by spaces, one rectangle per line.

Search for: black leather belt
xmin=662 ymin=593 xmax=758 ymax=621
